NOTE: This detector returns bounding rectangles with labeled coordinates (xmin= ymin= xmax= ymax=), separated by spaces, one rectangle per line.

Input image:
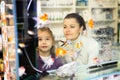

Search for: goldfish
xmin=18 ymin=66 xmax=26 ymax=77
xmin=56 ymin=48 xmax=67 ymax=57
xmin=88 ymin=19 xmax=94 ymax=28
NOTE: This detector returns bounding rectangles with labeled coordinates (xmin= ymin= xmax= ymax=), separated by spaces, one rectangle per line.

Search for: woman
xmin=56 ymin=13 xmax=100 ymax=78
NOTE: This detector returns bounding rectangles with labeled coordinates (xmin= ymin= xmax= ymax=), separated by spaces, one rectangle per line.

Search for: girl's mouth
xmin=41 ymin=46 xmax=48 ymax=48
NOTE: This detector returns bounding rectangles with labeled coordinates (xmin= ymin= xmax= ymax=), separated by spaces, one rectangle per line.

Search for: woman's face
xmin=63 ymin=18 xmax=82 ymax=41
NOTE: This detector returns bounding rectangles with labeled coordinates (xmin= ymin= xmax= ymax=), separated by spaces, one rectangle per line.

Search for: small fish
xmin=56 ymin=48 xmax=67 ymax=57
xmin=76 ymin=41 xmax=83 ymax=49
xmin=42 ymin=58 xmax=54 ymax=69
xmin=39 ymin=13 xmax=48 ymax=21
xmin=19 ymin=66 xmax=26 ymax=77
xmin=33 ymin=13 xmax=49 ymax=29
xmin=88 ymin=19 xmax=94 ymax=28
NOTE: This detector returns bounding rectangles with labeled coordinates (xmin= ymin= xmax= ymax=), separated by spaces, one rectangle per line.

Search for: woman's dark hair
xmin=64 ymin=13 xmax=86 ymax=30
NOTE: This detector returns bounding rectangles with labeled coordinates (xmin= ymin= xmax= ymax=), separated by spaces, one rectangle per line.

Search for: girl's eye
xmin=38 ymin=38 xmax=42 ymax=41
xmin=70 ymin=26 xmax=75 ymax=28
xmin=46 ymin=38 xmax=51 ymax=40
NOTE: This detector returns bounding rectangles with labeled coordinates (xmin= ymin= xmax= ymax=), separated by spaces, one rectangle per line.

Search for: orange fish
xmin=40 ymin=13 xmax=48 ymax=21
xmin=56 ymin=48 xmax=67 ymax=57
xmin=93 ymin=57 xmax=99 ymax=63
xmin=76 ymin=41 xmax=83 ymax=48
xmin=88 ymin=19 xmax=94 ymax=28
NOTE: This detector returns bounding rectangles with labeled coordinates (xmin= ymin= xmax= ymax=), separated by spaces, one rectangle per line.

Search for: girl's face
xmin=38 ymin=30 xmax=53 ymax=53
xmin=63 ymin=18 xmax=82 ymax=41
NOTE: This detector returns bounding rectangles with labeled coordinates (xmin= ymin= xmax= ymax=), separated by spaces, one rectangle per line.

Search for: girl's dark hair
xmin=64 ymin=13 xmax=86 ymax=30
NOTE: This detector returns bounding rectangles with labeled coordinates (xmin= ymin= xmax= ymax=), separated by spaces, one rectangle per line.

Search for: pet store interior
xmin=0 ymin=0 xmax=120 ymax=80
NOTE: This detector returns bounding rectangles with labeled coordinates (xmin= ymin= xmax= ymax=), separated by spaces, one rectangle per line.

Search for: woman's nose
xmin=66 ymin=28 xmax=70 ymax=32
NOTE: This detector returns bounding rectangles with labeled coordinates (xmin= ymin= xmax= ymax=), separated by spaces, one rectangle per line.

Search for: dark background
xmin=16 ymin=0 xmax=38 ymax=79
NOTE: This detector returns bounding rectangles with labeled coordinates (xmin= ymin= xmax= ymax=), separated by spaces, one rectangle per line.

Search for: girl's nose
xmin=41 ymin=40 xmax=46 ymax=44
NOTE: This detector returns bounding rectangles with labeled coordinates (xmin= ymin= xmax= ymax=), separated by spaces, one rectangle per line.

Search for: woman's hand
xmin=56 ymin=62 xmax=77 ymax=77
xmin=66 ymin=49 xmax=76 ymax=61
xmin=67 ymin=49 xmax=75 ymax=56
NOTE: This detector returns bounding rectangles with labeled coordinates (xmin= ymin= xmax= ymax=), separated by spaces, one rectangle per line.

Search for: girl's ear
xmin=52 ymin=40 xmax=55 ymax=46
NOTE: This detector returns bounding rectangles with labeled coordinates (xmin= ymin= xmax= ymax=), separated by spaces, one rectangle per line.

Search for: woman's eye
xmin=63 ymin=25 xmax=67 ymax=28
xmin=63 ymin=26 xmax=66 ymax=28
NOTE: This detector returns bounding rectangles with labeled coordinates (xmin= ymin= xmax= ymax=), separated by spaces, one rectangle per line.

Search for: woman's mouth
xmin=65 ymin=34 xmax=72 ymax=36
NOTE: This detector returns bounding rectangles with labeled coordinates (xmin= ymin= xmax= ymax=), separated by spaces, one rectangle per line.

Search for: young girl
xmin=37 ymin=27 xmax=63 ymax=72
